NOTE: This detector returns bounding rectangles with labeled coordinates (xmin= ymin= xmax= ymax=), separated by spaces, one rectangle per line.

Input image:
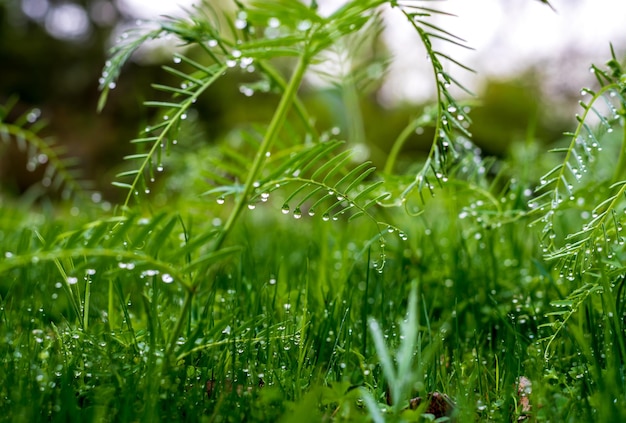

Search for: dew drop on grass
xmin=247 ymin=203 xmax=256 ymax=210
xmin=268 ymin=17 xmax=280 ymax=28
xmin=216 ymin=197 xmax=225 ymax=205
xmin=293 ymin=208 xmax=302 ymax=219
xmin=281 ymin=204 xmax=290 ymax=214
xmin=308 ymin=209 xmax=315 ymax=217
xmin=161 ymin=274 xmax=174 ymax=284
xmin=67 ymin=276 xmax=78 ymax=285
xmin=239 ymin=85 xmax=254 ymax=97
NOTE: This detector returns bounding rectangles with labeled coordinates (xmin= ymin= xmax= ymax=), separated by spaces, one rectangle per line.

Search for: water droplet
xmin=216 ymin=197 xmax=225 ymax=205
xmin=239 ymin=85 xmax=254 ymax=96
xmin=297 ymin=20 xmax=312 ymax=31
xmin=67 ymin=276 xmax=78 ymax=285
xmin=173 ymin=56 xmax=181 ymax=64
xmin=308 ymin=209 xmax=315 ymax=217
xmin=268 ymin=17 xmax=280 ymax=28
xmin=208 ymin=39 xmax=218 ymax=47
xmin=247 ymin=203 xmax=256 ymax=210
xmin=281 ymin=204 xmax=290 ymax=214
xmin=322 ymin=213 xmax=330 ymax=221
xmin=161 ymin=274 xmax=174 ymax=284
xmin=293 ymin=208 xmax=302 ymax=219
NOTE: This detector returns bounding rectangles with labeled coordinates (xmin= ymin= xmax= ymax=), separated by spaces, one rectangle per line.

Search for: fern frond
xmin=540 ymin=283 xmax=604 ymax=359
xmin=0 ymin=99 xmax=91 ymax=202
xmin=113 ymin=59 xmax=228 ymax=208
xmin=98 ymin=26 xmax=165 ymax=112
xmin=0 ymin=213 xmax=238 ymax=290
xmin=389 ymin=1 xmax=475 ymax=206
xmin=529 ymin=48 xmax=626 ymax=269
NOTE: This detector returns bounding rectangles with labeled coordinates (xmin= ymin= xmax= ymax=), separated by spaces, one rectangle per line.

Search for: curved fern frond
xmin=540 ymin=282 xmax=604 ymax=359
xmin=98 ymin=26 xmax=165 ymax=112
xmin=0 ymin=98 xmax=91 ymax=202
xmin=113 ymin=58 xmax=228 ymax=208
xmin=0 ymin=213 xmax=239 ymax=291
xmin=390 ymin=2 xmax=475 ymax=206
xmin=529 ymin=46 xmax=626 ymax=271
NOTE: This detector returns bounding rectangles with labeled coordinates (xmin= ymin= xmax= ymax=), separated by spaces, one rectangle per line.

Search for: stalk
xmin=212 ymin=52 xmax=310 ymax=252
xmin=166 ymin=53 xmax=311 ymax=356
xmin=166 ymin=290 xmax=193 ymax=357
xmin=612 ymin=120 xmax=626 ymax=183
xmin=384 ymin=117 xmax=423 ymax=175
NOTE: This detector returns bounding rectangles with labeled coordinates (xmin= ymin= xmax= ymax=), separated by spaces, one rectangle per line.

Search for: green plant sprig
xmin=0 ymin=98 xmax=90 ymax=202
xmin=529 ymin=46 xmax=626 ymax=271
xmin=388 ymin=1 xmax=475 ymax=210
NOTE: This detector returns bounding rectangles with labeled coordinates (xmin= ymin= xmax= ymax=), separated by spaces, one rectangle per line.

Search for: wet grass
xmin=2 ymin=156 xmax=626 ymax=422
xmin=2 ymin=1 xmax=626 ymax=421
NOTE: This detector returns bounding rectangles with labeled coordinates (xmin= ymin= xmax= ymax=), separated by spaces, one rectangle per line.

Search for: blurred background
xmin=1 ymin=0 xmax=625 ymax=200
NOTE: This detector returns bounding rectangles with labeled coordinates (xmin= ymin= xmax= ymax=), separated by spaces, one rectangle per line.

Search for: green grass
xmin=2 ymin=1 xmax=626 ymax=422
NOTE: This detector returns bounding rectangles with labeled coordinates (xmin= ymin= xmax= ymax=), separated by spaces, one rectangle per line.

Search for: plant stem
xmin=384 ymin=117 xmax=423 ymax=175
xmin=166 ymin=290 xmax=193 ymax=357
xmin=613 ymin=120 xmax=626 ymax=183
xmin=212 ymin=52 xmax=310 ymax=252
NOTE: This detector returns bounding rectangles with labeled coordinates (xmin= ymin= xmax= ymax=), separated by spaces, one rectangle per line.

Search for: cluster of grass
xmin=2 ymin=1 xmax=626 ymax=422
